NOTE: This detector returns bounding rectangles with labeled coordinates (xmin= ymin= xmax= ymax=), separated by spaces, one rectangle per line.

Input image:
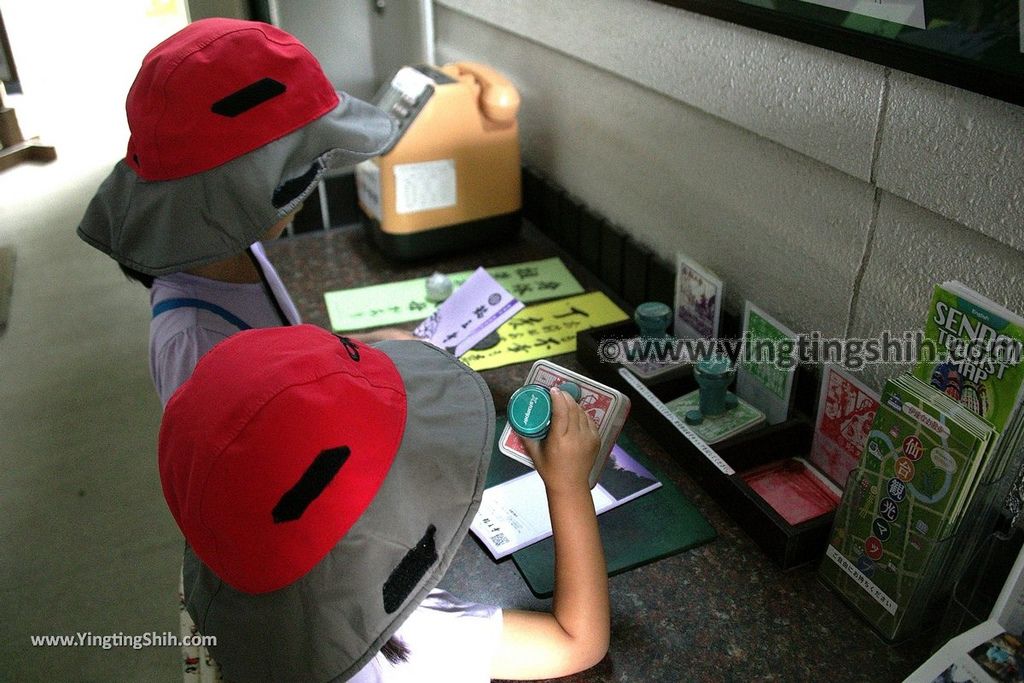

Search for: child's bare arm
xmin=349 ymin=327 xmax=419 ymax=343
xmin=490 ymin=387 xmax=610 ymax=679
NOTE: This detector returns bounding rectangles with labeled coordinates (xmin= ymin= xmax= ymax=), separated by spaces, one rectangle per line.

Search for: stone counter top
xmin=264 ymin=222 xmax=934 ymax=682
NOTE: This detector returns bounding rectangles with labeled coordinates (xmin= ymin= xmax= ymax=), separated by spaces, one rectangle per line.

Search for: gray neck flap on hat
xmin=77 ymin=95 xmax=396 ymax=276
xmin=181 ymin=340 xmax=495 ymax=682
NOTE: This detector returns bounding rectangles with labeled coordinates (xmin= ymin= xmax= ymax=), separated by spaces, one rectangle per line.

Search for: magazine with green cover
xmin=913 ymin=282 xmax=1024 ymax=449
xmin=911 ymin=282 xmax=1024 ymax=592
xmin=820 ymin=374 xmax=995 ymax=642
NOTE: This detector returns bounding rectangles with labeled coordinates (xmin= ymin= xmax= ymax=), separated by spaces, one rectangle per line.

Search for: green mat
xmin=0 ymin=247 xmax=14 ymax=336
xmin=485 ymin=421 xmax=716 ymax=597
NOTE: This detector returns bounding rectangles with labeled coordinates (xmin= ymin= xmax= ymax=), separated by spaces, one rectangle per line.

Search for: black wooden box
xmin=576 ymin=321 xmax=833 ymax=570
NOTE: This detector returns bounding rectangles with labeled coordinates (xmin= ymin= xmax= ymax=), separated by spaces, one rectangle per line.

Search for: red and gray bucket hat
xmin=159 ymin=324 xmax=495 ymax=681
xmin=77 ymin=18 xmax=397 ymax=276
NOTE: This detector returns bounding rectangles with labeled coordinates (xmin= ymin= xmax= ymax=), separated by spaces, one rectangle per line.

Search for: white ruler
xmin=618 ymin=368 xmax=735 ymax=476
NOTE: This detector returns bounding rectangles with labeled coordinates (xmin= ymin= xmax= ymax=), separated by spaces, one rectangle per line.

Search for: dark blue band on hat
xmin=152 ymin=298 xmax=252 ymax=330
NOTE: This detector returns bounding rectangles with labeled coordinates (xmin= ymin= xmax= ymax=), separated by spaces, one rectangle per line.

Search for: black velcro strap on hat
xmin=272 ymin=446 xmax=350 ymax=523
xmin=382 ymin=525 xmax=438 ymax=614
xmin=211 ymin=78 xmax=286 ymax=117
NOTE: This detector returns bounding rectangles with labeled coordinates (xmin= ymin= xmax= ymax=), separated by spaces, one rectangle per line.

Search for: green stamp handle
xmin=508 ymin=382 xmax=583 ymax=439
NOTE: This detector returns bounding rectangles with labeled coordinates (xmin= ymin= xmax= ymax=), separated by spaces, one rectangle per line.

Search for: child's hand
xmin=351 ymin=327 xmax=419 ymax=343
xmin=523 ymin=387 xmax=601 ymax=495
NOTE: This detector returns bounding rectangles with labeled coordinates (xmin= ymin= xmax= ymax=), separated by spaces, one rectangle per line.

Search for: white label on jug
xmin=394 ymin=159 xmax=457 ymax=214
xmin=392 ymin=67 xmax=433 ymax=99
xmin=355 ymin=160 xmax=381 ymax=220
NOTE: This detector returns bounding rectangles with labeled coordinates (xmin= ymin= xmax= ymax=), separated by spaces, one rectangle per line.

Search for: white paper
xmin=413 ymin=267 xmax=523 ymax=357
xmin=354 ymin=160 xmax=381 ymax=220
xmin=903 ymin=619 xmax=1008 ymax=682
xmin=471 ymin=444 xmax=662 ymax=559
xmin=472 ymin=472 xmax=612 ymax=558
xmin=991 ymin=541 xmax=1024 ymax=634
xmin=394 ymin=159 xmax=456 ymax=214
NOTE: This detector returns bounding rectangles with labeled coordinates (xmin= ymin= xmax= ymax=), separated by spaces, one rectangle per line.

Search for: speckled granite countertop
xmin=265 ymin=222 xmax=935 ymax=683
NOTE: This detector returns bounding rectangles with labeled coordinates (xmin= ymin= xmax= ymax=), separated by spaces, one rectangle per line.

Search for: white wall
xmin=186 ymin=0 xmax=248 ymax=22
xmin=433 ymin=0 xmax=1024 ymax=390
xmin=271 ymin=0 xmax=432 ymax=102
xmin=273 ymin=0 xmax=377 ymax=100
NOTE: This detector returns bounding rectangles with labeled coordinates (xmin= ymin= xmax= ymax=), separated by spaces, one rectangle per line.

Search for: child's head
xmin=78 ymin=19 xmax=397 ymax=277
xmin=158 ymin=325 xmax=495 ymax=680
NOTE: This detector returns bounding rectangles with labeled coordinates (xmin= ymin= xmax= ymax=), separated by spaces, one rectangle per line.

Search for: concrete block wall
xmin=433 ymin=0 xmax=1024 ymax=391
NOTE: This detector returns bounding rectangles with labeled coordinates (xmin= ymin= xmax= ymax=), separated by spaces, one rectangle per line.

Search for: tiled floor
xmin=1 ymin=2 xmax=188 ymax=679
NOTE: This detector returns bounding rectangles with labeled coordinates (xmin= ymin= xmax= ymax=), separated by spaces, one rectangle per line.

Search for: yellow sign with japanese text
xmin=462 ymin=291 xmax=628 ymax=371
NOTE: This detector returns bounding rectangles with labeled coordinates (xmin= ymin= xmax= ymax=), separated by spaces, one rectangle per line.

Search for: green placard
xmin=736 ymin=302 xmax=797 ymax=425
xmin=744 ymin=307 xmax=792 ymax=400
